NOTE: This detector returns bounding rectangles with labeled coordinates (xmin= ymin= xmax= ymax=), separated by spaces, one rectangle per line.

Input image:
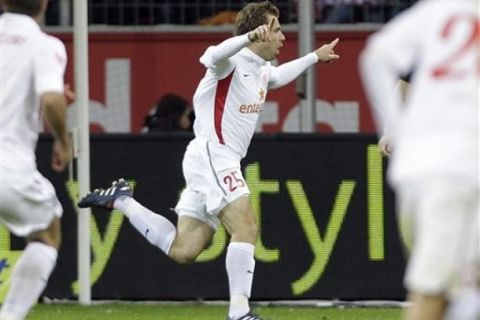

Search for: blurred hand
xmin=314 ymin=38 xmax=340 ymax=63
xmin=51 ymin=138 xmax=72 ymax=172
xmin=378 ymin=135 xmax=392 ymax=157
xmin=248 ymin=24 xmax=272 ymax=42
xmin=64 ymin=83 xmax=76 ymax=103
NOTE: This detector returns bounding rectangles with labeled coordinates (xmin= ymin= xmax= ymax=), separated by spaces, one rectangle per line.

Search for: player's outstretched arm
xmin=269 ymin=38 xmax=340 ymax=89
xmin=314 ymin=38 xmax=340 ymax=63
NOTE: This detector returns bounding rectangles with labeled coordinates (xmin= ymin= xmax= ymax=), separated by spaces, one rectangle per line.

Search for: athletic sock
xmin=114 ymin=197 xmax=176 ymax=254
xmin=445 ymin=286 xmax=480 ymax=320
xmin=226 ymin=242 xmax=255 ymax=319
xmin=0 ymin=242 xmax=57 ymax=320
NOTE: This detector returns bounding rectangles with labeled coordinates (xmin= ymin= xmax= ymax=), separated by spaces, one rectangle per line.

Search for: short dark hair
xmin=234 ymin=1 xmax=279 ymax=36
xmin=144 ymin=94 xmax=193 ymax=132
xmin=2 ymin=0 xmax=43 ymax=16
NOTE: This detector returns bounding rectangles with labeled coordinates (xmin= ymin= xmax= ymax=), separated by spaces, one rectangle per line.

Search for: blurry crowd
xmin=0 ymin=0 xmax=417 ymax=26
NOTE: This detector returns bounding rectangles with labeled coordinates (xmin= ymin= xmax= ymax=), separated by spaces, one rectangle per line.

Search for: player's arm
xmin=199 ymin=25 xmax=272 ymax=75
xmin=42 ymin=91 xmax=72 ymax=172
xmin=378 ymin=79 xmax=410 ymax=157
xmin=359 ymin=5 xmax=420 ymax=133
xmin=360 ymin=38 xmax=406 ymax=130
xmin=200 ymin=34 xmax=250 ymax=70
xmin=35 ymin=37 xmax=72 ymax=172
xmin=269 ymin=38 xmax=340 ymax=89
xmin=378 ymin=131 xmax=392 ymax=157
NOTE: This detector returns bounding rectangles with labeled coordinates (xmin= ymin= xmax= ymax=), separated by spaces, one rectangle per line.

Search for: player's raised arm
xmin=200 ymin=23 xmax=274 ymax=71
xmin=269 ymin=38 xmax=340 ymax=89
xmin=200 ymin=34 xmax=250 ymax=69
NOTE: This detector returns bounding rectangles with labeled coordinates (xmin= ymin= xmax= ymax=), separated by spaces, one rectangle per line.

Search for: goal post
xmin=73 ymin=0 xmax=91 ymax=305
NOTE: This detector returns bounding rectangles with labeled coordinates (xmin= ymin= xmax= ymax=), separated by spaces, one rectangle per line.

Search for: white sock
xmin=445 ymin=286 xmax=480 ymax=320
xmin=226 ymin=242 xmax=255 ymax=319
xmin=0 ymin=242 xmax=57 ymax=320
xmin=114 ymin=197 xmax=176 ymax=254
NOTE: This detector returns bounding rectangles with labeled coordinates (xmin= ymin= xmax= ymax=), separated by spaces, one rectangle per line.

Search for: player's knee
xmin=176 ymin=256 xmax=197 ymax=264
xmin=169 ymin=247 xmax=200 ymax=264
xmin=171 ymin=252 xmax=197 ymax=264
xmin=232 ymin=221 xmax=258 ymax=244
xmin=27 ymin=229 xmax=62 ymax=249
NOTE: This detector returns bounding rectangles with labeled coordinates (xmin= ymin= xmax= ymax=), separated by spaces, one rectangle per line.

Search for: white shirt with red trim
xmin=361 ymin=0 xmax=479 ymax=186
xmin=193 ymin=33 xmax=318 ymax=159
xmin=0 ymin=13 xmax=66 ymax=171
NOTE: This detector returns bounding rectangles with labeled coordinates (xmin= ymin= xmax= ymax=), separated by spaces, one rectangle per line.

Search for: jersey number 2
xmin=432 ymin=14 xmax=480 ymax=79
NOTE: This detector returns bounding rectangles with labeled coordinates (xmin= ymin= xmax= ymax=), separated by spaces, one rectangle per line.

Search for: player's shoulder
xmin=38 ymin=33 xmax=66 ymax=52
xmin=413 ymin=0 xmax=476 ymax=14
xmin=375 ymin=0 xmax=442 ymax=34
xmin=35 ymin=32 xmax=67 ymax=63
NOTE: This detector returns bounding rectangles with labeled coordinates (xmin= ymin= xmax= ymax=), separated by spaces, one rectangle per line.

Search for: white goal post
xmin=73 ymin=0 xmax=91 ymax=305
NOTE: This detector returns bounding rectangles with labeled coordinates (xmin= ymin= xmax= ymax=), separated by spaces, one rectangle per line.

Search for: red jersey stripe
xmin=214 ymin=70 xmax=235 ymax=145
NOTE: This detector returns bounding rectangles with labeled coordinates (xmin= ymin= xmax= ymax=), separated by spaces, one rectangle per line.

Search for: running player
xmin=360 ymin=0 xmax=479 ymax=319
xmin=0 ymin=0 xmax=72 ymax=319
xmin=79 ymin=2 xmax=339 ymax=319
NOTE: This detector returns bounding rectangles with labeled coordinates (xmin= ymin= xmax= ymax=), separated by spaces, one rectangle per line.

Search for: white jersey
xmin=194 ymin=46 xmax=270 ymax=159
xmin=193 ymin=34 xmax=318 ymax=159
xmin=0 ymin=13 xmax=66 ymax=171
xmin=361 ymin=0 xmax=480 ymax=185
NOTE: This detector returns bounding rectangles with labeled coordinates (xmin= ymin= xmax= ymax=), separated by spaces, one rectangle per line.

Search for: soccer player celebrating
xmin=79 ymin=1 xmax=339 ymax=319
xmin=360 ymin=0 xmax=479 ymax=319
xmin=0 ymin=0 xmax=72 ymax=319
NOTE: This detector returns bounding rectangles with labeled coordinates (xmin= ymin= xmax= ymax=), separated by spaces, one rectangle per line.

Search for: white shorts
xmin=397 ymin=178 xmax=479 ymax=296
xmin=175 ymin=138 xmax=250 ymax=230
xmin=0 ymin=168 xmax=62 ymax=237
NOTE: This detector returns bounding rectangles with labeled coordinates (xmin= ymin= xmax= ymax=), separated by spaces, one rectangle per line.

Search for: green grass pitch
xmin=28 ymin=303 xmax=403 ymax=320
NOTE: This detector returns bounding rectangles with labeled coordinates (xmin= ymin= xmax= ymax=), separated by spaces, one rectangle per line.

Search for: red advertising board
xmin=55 ymin=31 xmax=375 ymax=133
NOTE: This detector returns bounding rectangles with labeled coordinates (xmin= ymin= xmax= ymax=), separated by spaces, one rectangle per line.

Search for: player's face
xmin=259 ymin=15 xmax=285 ymax=61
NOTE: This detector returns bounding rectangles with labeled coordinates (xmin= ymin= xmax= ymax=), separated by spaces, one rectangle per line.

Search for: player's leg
xmin=444 ymin=196 xmax=480 ymax=320
xmin=80 ymin=179 xmax=215 ymax=262
xmin=168 ymin=215 xmax=215 ymax=264
xmin=113 ymin=194 xmax=179 ymax=254
xmin=219 ymin=196 xmax=258 ymax=320
xmin=117 ymin=195 xmax=214 ymax=263
xmin=0 ymin=220 xmax=61 ymax=320
xmin=168 ymin=185 xmax=218 ymax=263
xmin=0 ymin=173 xmax=62 ymax=320
xmin=404 ymin=292 xmax=447 ymax=320
xmin=117 ymin=183 xmax=215 ymax=262
xmin=399 ymin=180 xmax=477 ymax=320
xmin=444 ymin=283 xmax=480 ymax=320
xmin=79 ymin=179 xmax=178 ymax=254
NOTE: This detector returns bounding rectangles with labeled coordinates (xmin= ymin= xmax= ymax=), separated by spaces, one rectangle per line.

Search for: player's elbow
xmin=42 ymin=92 xmax=67 ymax=118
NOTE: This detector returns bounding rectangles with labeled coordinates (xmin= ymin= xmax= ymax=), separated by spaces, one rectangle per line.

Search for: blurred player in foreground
xmin=79 ymin=1 xmax=339 ymax=319
xmin=360 ymin=0 xmax=480 ymax=319
xmin=0 ymin=0 xmax=72 ymax=319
